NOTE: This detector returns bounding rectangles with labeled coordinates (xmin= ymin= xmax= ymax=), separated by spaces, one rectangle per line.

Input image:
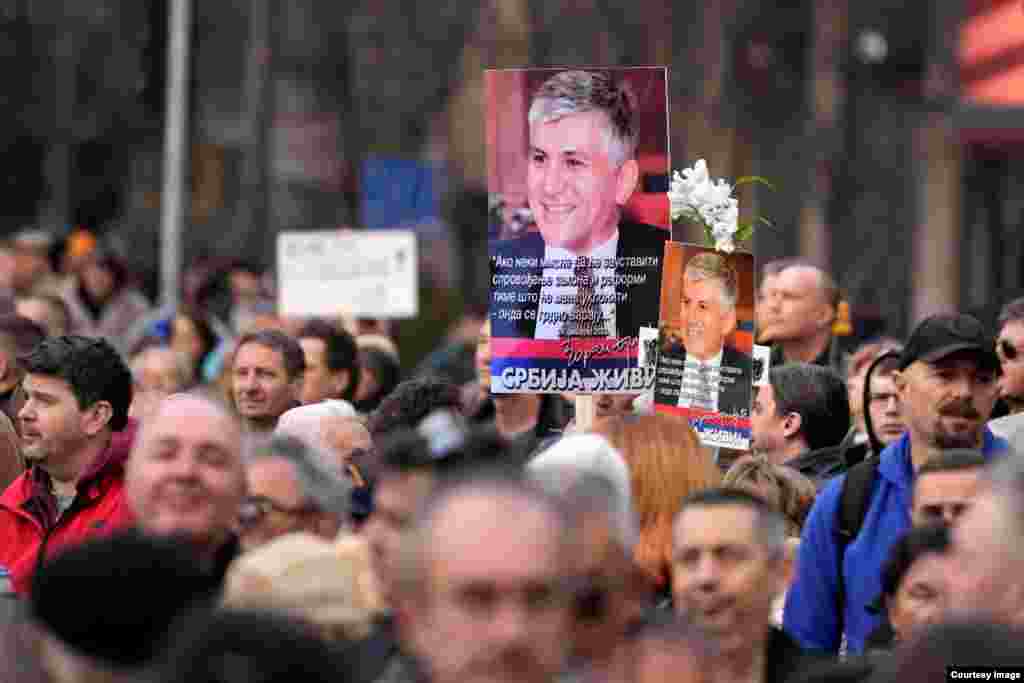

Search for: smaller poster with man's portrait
xmin=654 ymin=242 xmax=755 ymax=449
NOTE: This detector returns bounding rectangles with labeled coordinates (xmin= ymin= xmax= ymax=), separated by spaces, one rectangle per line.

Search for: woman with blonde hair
xmin=722 ymin=455 xmax=817 ymax=538
xmin=591 ymin=413 xmax=721 ymax=595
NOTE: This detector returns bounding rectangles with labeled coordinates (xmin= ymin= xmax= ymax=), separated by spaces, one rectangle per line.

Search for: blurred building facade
xmin=0 ymin=0 xmax=1019 ymax=340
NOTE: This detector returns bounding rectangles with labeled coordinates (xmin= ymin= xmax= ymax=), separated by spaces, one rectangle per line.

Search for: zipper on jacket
xmin=31 ymin=486 xmax=104 ymax=580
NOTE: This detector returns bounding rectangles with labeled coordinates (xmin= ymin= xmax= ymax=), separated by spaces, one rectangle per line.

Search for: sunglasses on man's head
xmin=1000 ymin=339 xmax=1020 ymax=361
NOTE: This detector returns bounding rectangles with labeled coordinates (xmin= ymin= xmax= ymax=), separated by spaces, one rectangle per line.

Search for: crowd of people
xmin=0 ymin=68 xmax=1023 ymax=680
xmin=0 ymin=227 xmax=1020 ymax=683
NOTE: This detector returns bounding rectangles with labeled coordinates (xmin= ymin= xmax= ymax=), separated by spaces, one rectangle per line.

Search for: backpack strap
xmin=834 ymin=455 xmax=880 ymax=642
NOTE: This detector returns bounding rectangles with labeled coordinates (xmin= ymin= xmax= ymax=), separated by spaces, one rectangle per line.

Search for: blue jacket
xmin=782 ymin=429 xmax=1007 ymax=655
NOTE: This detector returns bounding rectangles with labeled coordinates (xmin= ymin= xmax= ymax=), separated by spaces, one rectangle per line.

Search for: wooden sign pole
xmin=575 ymin=393 xmax=596 ymax=432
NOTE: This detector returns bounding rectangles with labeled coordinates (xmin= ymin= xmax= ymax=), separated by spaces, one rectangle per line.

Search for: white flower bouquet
xmin=668 ymin=159 xmax=772 ymax=253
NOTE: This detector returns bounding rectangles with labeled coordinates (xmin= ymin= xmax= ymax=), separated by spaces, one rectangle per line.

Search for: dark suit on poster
xmin=489 ymin=219 xmax=667 ymax=340
xmin=655 ymin=344 xmax=753 ymax=417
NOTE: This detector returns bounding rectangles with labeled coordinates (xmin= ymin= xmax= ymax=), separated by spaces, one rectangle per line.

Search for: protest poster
xmin=486 ymin=66 xmax=669 ymax=394
xmin=277 ymin=229 xmax=417 ymax=319
xmin=653 ymin=242 xmax=755 ymax=449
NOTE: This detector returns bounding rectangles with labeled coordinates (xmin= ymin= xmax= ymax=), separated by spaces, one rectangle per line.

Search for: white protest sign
xmin=277 ymin=230 xmax=418 ymax=318
xmin=752 ymin=344 xmax=771 ymax=387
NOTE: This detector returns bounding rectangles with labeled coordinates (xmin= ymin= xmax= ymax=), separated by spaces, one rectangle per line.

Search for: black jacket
xmin=766 ymin=627 xmax=816 ymax=683
xmin=489 ymin=220 xmax=667 ymax=340
xmin=770 ymin=336 xmax=846 ymax=376
xmin=350 ymin=615 xmax=415 ymax=683
xmin=786 ymin=444 xmax=850 ymax=487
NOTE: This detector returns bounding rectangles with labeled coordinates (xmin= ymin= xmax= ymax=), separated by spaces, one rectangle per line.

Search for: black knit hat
xmin=30 ymin=531 xmax=220 ymax=668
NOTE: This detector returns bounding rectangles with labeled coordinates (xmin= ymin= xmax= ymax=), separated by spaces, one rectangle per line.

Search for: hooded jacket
xmin=0 ymin=418 xmax=138 ymax=595
xmin=782 ymin=428 xmax=1006 ymax=655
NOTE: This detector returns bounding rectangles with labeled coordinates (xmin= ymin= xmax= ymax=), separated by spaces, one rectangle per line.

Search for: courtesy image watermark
xmin=948 ymin=669 xmax=1024 ymax=681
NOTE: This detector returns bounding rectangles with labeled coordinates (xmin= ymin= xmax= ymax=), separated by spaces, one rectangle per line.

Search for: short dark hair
xmin=768 ymin=363 xmax=851 ymax=451
xmin=235 ymin=329 xmax=306 ymax=381
xmin=676 ymin=487 xmax=786 ymax=556
xmin=879 ymin=525 xmax=949 ymax=604
xmin=366 ymin=377 xmax=462 ymax=439
xmin=375 ymin=417 xmax=510 ymax=480
xmin=20 ymin=335 xmax=133 ymax=431
xmin=297 ymin=318 xmax=360 ymax=402
xmin=918 ymin=449 xmax=986 ymax=477
xmin=998 ymin=296 xmax=1024 ymax=328
xmin=878 ymin=620 xmax=1024 ymax=683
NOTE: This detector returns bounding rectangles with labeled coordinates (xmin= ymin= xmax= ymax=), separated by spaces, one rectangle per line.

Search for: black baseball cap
xmin=898 ymin=313 xmax=999 ymax=372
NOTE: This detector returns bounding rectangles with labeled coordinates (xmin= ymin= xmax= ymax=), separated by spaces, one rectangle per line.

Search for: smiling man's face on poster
xmin=527 ymin=111 xmax=637 ymax=254
xmin=679 ymin=260 xmax=738 ymax=361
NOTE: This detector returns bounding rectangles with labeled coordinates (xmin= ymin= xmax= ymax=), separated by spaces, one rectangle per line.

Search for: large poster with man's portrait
xmin=486 ymin=67 xmax=669 ymax=394
xmin=654 ymin=242 xmax=755 ymax=449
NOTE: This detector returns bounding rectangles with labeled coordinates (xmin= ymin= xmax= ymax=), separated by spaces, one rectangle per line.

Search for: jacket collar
xmin=878 ymin=427 xmax=1007 ymax=491
xmin=18 ymin=418 xmax=138 ymax=528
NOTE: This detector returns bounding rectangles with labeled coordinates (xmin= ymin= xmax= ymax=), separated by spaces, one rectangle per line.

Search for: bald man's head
xmin=759 ymin=263 xmax=837 ymax=345
xmin=127 ymin=393 xmax=246 ymax=553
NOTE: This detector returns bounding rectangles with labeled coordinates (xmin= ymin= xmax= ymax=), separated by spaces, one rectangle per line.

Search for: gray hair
xmin=249 ymin=434 xmax=352 ymax=522
xmin=683 ymin=252 xmax=739 ymax=310
xmin=528 ymin=434 xmax=638 ymax=550
xmin=393 ymin=472 xmax=572 ymax=601
xmin=984 ymin=455 xmax=1024 ymax=533
xmin=528 ymin=70 xmax=637 ymax=167
xmin=274 ymin=401 xmax=359 ymax=475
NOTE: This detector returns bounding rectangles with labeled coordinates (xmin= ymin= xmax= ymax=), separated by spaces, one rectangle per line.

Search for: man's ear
xmin=615 ymin=159 xmax=640 ymax=205
xmin=82 ymin=401 xmax=113 ymax=436
xmin=894 ymin=368 xmax=909 ymax=399
xmin=723 ymin=307 xmax=738 ymax=339
xmin=783 ymin=538 xmax=799 ymax=585
xmin=818 ymin=300 xmax=837 ymax=329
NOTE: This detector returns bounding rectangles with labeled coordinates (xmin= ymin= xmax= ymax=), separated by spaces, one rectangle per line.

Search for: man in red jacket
xmin=0 ymin=335 xmax=135 ymax=595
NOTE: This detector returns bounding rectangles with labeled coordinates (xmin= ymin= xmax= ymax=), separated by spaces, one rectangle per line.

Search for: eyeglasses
xmin=999 ymin=339 xmax=1021 ymax=362
xmin=238 ymin=495 xmax=316 ymax=528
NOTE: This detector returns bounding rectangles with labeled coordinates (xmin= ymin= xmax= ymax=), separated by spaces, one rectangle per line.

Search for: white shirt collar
xmin=543 ymin=229 xmax=619 ymax=263
xmin=689 ymin=348 xmax=724 ymax=367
